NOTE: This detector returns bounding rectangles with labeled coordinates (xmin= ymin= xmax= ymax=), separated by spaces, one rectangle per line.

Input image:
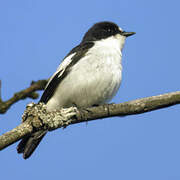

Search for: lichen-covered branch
xmin=0 ymin=91 xmax=180 ymax=151
xmin=0 ymin=80 xmax=48 ymax=114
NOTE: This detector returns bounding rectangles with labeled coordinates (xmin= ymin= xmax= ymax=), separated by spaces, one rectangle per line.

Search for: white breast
xmin=46 ymin=36 xmax=125 ymax=111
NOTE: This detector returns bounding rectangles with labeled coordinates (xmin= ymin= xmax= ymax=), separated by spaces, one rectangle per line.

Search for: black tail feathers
xmin=17 ymin=130 xmax=47 ymax=159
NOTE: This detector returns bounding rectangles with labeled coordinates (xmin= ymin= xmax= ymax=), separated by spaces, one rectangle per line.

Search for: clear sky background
xmin=0 ymin=0 xmax=180 ymax=179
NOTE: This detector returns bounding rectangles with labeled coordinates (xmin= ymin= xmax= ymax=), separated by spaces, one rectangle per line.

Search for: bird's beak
xmin=121 ymin=31 xmax=136 ymax=37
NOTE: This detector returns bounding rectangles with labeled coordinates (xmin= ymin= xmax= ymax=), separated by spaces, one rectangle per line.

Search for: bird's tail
xmin=17 ymin=130 xmax=47 ymax=159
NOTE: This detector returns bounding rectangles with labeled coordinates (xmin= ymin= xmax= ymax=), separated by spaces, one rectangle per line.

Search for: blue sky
xmin=0 ymin=0 xmax=180 ymax=179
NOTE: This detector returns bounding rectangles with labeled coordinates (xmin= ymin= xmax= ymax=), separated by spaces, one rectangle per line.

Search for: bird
xmin=17 ymin=21 xmax=135 ymax=159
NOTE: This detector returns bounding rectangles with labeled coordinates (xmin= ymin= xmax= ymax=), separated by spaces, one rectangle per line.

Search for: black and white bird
xmin=17 ymin=21 xmax=135 ymax=159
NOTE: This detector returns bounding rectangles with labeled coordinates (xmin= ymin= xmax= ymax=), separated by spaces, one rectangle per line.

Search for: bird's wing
xmin=40 ymin=42 xmax=94 ymax=103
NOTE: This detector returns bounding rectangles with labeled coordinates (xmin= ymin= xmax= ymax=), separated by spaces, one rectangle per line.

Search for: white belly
xmin=46 ymin=43 xmax=122 ymax=111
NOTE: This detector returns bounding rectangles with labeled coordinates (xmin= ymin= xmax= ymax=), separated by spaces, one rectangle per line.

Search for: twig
xmin=0 ymin=80 xmax=48 ymax=114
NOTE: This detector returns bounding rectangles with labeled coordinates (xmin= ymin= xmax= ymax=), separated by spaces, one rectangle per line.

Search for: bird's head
xmin=82 ymin=21 xmax=135 ymax=41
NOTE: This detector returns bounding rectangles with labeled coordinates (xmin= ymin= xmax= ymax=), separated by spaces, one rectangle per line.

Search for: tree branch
xmin=0 ymin=91 xmax=180 ymax=151
xmin=0 ymin=80 xmax=48 ymax=114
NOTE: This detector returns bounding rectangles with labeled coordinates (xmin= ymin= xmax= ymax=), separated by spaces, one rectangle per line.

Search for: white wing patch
xmin=45 ymin=53 xmax=76 ymax=89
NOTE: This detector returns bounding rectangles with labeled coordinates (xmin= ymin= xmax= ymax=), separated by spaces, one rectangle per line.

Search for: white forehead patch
xmin=119 ymin=27 xmax=123 ymax=32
